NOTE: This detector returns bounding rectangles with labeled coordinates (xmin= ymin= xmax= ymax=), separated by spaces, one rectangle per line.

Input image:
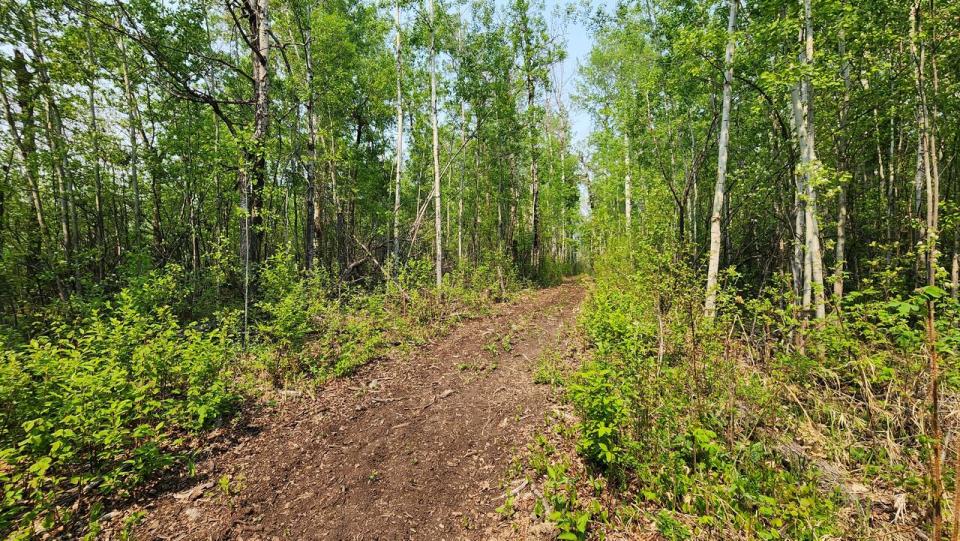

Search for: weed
xmin=496 ymin=495 xmax=516 ymax=518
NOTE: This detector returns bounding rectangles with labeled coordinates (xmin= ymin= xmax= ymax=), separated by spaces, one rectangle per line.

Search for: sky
xmin=551 ymin=1 xmax=601 ymax=149
xmin=484 ymin=0 xmax=608 ymax=149
xmin=545 ymin=0 xmax=610 ymax=215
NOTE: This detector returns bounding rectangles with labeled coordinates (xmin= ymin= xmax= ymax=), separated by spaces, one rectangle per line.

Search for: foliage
xmin=558 ymin=236 xmax=960 ymax=538
xmin=0 ymin=270 xmax=239 ymax=537
xmin=0 ymin=250 xmax=527 ymax=537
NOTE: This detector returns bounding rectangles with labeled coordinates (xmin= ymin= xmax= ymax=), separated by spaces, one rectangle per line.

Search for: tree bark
xmin=833 ymin=29 xmax=850 ymax=301
xmin=910 ymin=3 xmax=942 ymax=537
xmin=429 ymin=0 xmax=442 ymax=288
xmin=458 ymin=103 xmax=466 ymax=263
xmin=789 ymin=0 xmax=826 ymax=320
xmin=624 ymin=131 xmax=632 ymax=232
xmin=85 ymin=18 xmax=106 ymax=280
xmin=300 ymin=4 xmax=317 ymax=272
xmin=247 ymin=0 xmax=270 ymax=267
xmin=393 ymin=0 xmax=404 ymax=262
xmin=704 ymin=0 xmax=736 ymax=319
xmin=25 ymin=5 xmax=73 ymax=293
xmin=118 ymin=33 xmax=143 ymax=256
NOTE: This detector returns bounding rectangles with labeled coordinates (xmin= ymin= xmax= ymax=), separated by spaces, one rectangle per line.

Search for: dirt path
xmin=112 ymin=280 xmax=585 ymax=541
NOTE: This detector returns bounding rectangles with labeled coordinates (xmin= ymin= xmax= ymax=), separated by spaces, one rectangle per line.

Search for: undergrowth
xmin=0 ymin=251 xmax=525 ymax=538
xmin=559 ymin=241 xmax=959 ymax=540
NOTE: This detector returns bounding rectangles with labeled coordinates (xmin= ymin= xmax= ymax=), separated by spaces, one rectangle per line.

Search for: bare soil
xmin=103 ymin=279 xmax=585 ymax=541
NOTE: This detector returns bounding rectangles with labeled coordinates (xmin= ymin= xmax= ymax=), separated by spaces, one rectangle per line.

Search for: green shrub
xmin=256 ymin=252 xmax=311 ymax=351
xmin=569 ymin=364 xmax=634 ymax=471
xmin=0 ymin=274 xmax=238 ymax=537
xmin=567 ymin=244 xmax=845 ymax=538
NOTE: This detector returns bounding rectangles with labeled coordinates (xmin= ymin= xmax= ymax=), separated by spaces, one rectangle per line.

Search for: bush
xmin=0 ymin=273 xmax=238 ymax=538
xmin=568 ymin=244 xmax=844 ymax=538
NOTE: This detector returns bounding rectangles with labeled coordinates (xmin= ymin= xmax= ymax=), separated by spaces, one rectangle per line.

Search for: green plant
xmin=536 ymin=462 xmax=595 ymax=541
xmin=0 ymin=272 xmax=238 ymax=537
xmin=496 ymin=494 xmax=516 ymax=518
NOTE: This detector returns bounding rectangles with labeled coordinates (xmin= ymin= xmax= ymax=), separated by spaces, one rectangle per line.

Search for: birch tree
xmin=704 ymin=0 xmax=737 ymax=319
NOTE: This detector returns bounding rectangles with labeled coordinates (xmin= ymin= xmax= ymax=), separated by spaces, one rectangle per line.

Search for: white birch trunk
xmin=624 ymin=132 xmax=632 ymax=232
xmin=704 ymin=0 xmax=737 ymax=318
xmin=393 ymin=0 xmax=403 ymax=261
xmin=429 ymin=0 xmax=442 ymax=288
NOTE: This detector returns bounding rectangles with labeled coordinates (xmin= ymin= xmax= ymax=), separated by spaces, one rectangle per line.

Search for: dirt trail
xmin=114 ymin=279 xmax=585 ymax=541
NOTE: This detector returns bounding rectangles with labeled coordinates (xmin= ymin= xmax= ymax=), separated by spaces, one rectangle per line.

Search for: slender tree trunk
xmin=458 ymin=104 xmax=466 ymax=263
xmin=393 ymin=0 xmax=404 ymax=262
xmin=239 ymin=0 xmax=270 ymax=344
xmin=118 ymin=34 xmax=143 ymax=256
xmin=834 ymin=29 xmax=850 ymax=301
xmin=705 ymin=0 xmax=736 ymax=319
xmin=952 ymin=235 xmax=958 ymax=299
xmin=835 ymin=187 xmax=847 ymax=299
xmin=519 ymin=17 xmax=541 ymax=271
xmin=788 ymin=0 xmax=826 ymax=320
xmin=25 ymin=6 xmax=73 ymax=294
xmin=3 ymin=51 xmax=46 ymax=241
xmin=0 ymin=49 xmax=62 ymax=300
xmin=429 ymin=0 xmax=442 ymax=288
xmin=624 ymin=132 xmax=632 ymax=232
xmin=247 ymin=0 xmax=270 ymax=267
xmin=910 ymin=3 xmax=943 ymax=537
xmin=301 ymin=6 xmax=317 ymax=272
xmin=85 ymin=18 xmax=106 ymax=280
xmin=803 ymin=0 xmax=825 ymax=320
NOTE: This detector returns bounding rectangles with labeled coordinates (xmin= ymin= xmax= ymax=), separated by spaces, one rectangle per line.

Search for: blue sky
xmin=551 ymin=0 xmax=601 ymax=148
xmin=486 ymin=0 xmax=608 ymax=148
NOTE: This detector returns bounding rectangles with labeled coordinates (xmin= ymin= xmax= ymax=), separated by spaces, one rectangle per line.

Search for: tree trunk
xmin=1 ymin=49 xmax=60 ymax=300
xmin=624 ymin=132 xmax=632 ymax=232
xmin=910 ymin=4 xmax=942 ymax=537
xmin=704 ymin=0 xmax=736 ymax=319
xmin=118 ymin=34 xmax=143 ymax=256
xmin=833 ymin=30 xmax=850 ymax=301
xmin=393 ymin=0 xmax=403 ymax=262
xmin=3 ymin=51 xmax=46 ymax=242
xmin=789 ymin=0 xmax=826 ymax=320
xmin=85 ymin=18 xmax=106 ymax=281
xmin=301 ymin=6 xmax=317 ymax=272
xmin=429 ymin=0 xmax=442 ymax=288
xmin=247 ymin=0 xmax=270 ymax=267
xmin=25 ymin=5 xmax=73 ymax=294
xmin=458 ymin=103 xmax=466 ymax=263
xmin=952 ymin=234 xmax=958 ymax=299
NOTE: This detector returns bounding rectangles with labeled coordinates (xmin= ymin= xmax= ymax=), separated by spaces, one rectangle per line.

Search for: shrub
xmin=568 ymin=244 xmax=845 ymax=538
xmin=0 ymin=274 xmax=238 ymax=538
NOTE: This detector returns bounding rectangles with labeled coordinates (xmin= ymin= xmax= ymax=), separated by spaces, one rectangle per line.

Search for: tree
xmin=429 ymin=0 xmax=443 ymax=287
xmin=704 ymin=0 xmax=737 ymax=319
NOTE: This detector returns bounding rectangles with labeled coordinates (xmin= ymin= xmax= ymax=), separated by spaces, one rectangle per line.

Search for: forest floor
xmin=100 ymin=279 xmax=586 ymax=541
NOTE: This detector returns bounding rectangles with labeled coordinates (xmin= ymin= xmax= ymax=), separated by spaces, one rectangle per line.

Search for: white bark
xmin=624 ymin=132 xmax=632 ymax=231
xmin=458 ymin=103 xmax=466 ymax=263
xmin=790 ymin=0 xmax=826 ymax=320
xmin=393 ymin=0 xmax=403 ymax=261
xmin=429 ymin=0 xmax=442 ymax=288
xmin=952 ymin=244 xmax=958 ymax=299
xmin=704 ymin=0 xmax=736 ymax=319
xmin=834 ymin=31 xmax=850 ymax=300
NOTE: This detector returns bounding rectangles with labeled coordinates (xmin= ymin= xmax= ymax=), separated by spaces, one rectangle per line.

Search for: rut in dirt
xmin=118 ymin=279 xmax=585 ymax=541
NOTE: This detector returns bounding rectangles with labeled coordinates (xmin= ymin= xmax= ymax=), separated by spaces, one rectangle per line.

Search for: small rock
xmin=184 ymin=508 xmax=202 ymax=521
xmin=440 ymin=389 xmax=455 ymax=399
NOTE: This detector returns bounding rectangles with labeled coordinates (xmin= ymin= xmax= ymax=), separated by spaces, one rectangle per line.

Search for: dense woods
xmin=1 ymin=0 xmax=959 ymax=538
xmin=0 ymin=0 xmax=581 ymax=321
xmin=574 ymin=0 xmax=960 ymax=538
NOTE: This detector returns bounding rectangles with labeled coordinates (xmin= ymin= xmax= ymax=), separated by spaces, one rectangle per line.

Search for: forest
xmin=0 ymin=0 xmax=958 ymax=538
